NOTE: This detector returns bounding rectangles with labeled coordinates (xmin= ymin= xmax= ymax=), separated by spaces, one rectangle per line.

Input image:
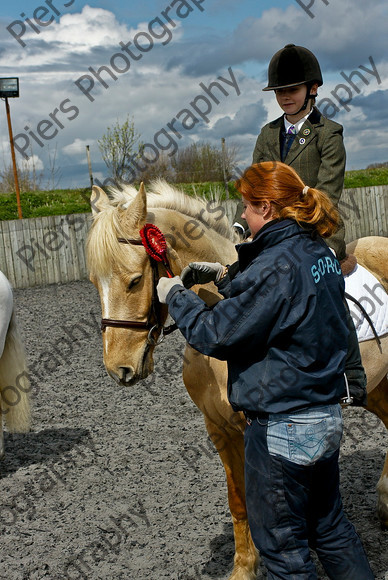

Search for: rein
xmin=100 ymin=236 xmax=177 ymax=345
xmin=345 ymin=291 xmax=382 ymax=347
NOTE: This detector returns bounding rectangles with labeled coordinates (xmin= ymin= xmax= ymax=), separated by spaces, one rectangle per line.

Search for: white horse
xmin=0 ymin=271 xmax=31 ymax=457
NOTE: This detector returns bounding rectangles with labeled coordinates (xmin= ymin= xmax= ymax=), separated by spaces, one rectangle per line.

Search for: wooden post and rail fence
xmin=0 ymin=185 xmax=387 ymax=289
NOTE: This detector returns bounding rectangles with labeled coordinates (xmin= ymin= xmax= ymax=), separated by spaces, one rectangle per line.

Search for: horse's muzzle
xmin=108 ymin=358 xmax=154 ymax=386
xmin=118 ymin=366 xmax=136 ymax=385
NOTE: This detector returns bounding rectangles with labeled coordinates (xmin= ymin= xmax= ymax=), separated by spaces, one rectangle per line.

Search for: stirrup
xmin=341 ymin=374 xmax=354 ymax=406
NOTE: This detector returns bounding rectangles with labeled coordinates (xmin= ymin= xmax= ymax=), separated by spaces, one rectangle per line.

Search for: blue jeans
xmin=244 ymin=404 xmax=374 ymax=579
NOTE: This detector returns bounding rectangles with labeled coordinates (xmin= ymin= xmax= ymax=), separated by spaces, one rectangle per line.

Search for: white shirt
xmin=284 ymin=110 xmax=312 ymax=135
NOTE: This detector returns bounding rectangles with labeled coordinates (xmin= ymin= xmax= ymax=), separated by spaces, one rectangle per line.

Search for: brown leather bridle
xmin=100 ymin=236 xmax=176 ymax=345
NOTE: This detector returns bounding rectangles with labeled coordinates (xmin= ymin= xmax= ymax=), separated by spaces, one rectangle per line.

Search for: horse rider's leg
xmin=365 ymin=373 xmax=388 ymax=528
xmin=203 ymin=416 xmax=258 ymax=580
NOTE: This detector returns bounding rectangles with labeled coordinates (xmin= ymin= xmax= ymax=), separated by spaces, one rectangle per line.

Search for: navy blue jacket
xmin=166 ymin=219 xmax=348 ymax=414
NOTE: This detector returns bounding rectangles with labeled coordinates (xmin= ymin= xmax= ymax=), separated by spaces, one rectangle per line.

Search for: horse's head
xmin=87 ymin=180 xmax=239 ymax=387
xmin=87 ymin=183 xmax=171 ymax=386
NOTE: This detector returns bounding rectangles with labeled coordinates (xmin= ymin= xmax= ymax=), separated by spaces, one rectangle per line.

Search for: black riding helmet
xmin=263 ymin=44 xmax=323 ymax=114
xmin=263 ymin=44 xmax=323 ymax=91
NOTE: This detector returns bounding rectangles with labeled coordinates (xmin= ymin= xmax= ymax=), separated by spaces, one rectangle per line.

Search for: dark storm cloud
xmin=211 ymin=102 xmax=267 ymax=137
xmin=350 ymin=90 xmax=388 ymax=123
xmin=165 ymin=1 xmax=388 ymax=78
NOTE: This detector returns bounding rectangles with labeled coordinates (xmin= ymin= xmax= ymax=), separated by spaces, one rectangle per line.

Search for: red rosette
xmin=139 ymin=224 xmax=173 ymax=277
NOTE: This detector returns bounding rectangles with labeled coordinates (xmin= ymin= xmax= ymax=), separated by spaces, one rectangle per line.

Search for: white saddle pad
xmin=345 ymin=264 xmax=388 ymax=342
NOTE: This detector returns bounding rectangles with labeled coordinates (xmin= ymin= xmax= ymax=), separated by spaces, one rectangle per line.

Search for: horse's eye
xmin=128 ymin=275 xmax=142 ymax=290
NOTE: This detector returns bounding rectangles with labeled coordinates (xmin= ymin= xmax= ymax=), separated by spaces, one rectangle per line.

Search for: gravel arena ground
xmin=1 ymin=279 xmax=387 ymax=579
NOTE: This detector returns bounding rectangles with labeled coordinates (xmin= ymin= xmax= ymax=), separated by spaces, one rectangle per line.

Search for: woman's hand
xmin=180 ymin=262 xmax=225 ymax=288
xmin=157 ymin=276 xmax=183 ymax=303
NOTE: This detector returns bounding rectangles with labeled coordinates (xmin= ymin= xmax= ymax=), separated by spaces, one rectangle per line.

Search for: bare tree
xmin=0 ymin=152 xmax=43 ymax=193
xmin=98 ymin=115 xmax=143 ymax=183
xmin=171 ymin=141 xmax=239 ymax=183
xmin=45 ymin=144 xmax=62 ymax=190
xmin=136 ymin=152 xmax=175 ymax=183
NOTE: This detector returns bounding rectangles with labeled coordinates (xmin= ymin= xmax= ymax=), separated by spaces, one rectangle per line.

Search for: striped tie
xmin=282 ymin=125 xmax=297 ymax=161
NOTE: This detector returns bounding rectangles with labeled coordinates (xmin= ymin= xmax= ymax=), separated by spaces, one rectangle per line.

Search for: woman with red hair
xmin=157 ymin=161 xmax=373 ymax=579
xmin=235 ymin=161 xmax=339 ymax=239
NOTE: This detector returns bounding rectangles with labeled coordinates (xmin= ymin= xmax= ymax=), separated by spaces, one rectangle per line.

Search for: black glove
xmin=180 ymin=262 xmax=225 ymax=288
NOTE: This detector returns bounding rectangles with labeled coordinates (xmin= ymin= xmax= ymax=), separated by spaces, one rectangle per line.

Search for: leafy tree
xmin=98 ymin=116 xmax=143 ymax=183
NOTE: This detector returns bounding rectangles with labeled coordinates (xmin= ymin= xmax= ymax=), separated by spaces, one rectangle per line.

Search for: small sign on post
xmin=0 ymin=77 xmax=22 ymax=219
xmin=0 ymin=78 xmax=19 ymax=98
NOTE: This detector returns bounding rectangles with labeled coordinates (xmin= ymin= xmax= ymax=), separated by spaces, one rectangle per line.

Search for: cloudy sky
xmin=0 ymin=0 xmax=387 ymax=188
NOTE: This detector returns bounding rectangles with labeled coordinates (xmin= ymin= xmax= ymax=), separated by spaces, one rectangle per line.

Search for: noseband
xmin=100 ymin=236 xmax=176 ymax=345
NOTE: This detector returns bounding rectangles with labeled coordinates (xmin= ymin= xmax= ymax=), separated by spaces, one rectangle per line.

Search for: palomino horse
xmin=0 ymin=271 xmax=31 ymax=457
xmin=87 ymin=181 xmax=388 ymax=580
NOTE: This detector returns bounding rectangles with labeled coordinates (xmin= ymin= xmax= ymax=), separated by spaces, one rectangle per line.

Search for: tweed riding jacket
xmin=165 ymin=219 xmax=349 ymax=414
xmin=252 ymin=108 xmax=345 ymax=203
xmin=251 ymin=107 xmax=346 ymax=259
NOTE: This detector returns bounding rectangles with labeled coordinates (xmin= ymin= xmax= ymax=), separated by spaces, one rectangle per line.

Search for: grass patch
xmin=0 ymin=188 xmax=91 ymax=221
xmin=0 ymin=183 xmax=239 ymax=221
xmin=343 ymin=168 xmax=388 ymax=189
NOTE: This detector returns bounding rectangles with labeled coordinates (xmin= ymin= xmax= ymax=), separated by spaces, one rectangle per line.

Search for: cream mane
xmin=87 ymin=180 xmax=238 ymax=277
xmin=108 ymin=179 xmax=237 ymax=241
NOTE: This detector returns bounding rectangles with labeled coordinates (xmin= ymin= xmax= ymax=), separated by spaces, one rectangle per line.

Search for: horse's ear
xmin=90 ymin=186 xmax=110 ymax=216
xmin=123 ymin=182 xmax=147 ymax=227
